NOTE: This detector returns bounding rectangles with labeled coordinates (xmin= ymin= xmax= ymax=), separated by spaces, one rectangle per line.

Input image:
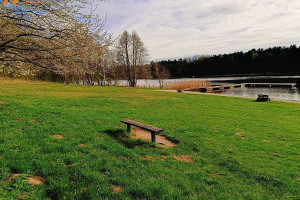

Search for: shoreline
xmin=157 ymin=89 xmax=300 ymax=104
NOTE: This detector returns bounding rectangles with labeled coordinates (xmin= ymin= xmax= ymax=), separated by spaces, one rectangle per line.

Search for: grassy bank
xmin=0 ymin=79 xmax=299 ymax=199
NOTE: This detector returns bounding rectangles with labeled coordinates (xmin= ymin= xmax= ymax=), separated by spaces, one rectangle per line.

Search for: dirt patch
xmin=4 ymin=174 xmax=22 ymax=182
xmin=171 ymin=98 xmax=183 ymax=100
xmin=262 ymin=140 xmax=270 ymax=143
xmin=141 ymin=155 xmax=169 ymax=161
xmin=132 ymin=129 xmax=176 ymax=147
xmin=271 ymin=152 xmax=281 ymax=156
xmin=26 ymin=176 xmax=45 ymax=186
xmin=141 ymin=155 xmax=157 ymax=161
xmin=66 ymin=163 xmax=75 ymax=167
xmin=172 ymin=155 xmax=195 ymax=163
xmin=78 ymin=144 xmax=87 ymax=148
xmin=214 ymin=130 xmax=220 ymax=132
xmin=111 ymin=185 xmax=123 ymax=193
xmin=96 ymin=137 xmax=104 ymax=140
xmin=235 ymin=133 xmax=248 ymax=140
xmin=30 ymin=118 xmax=38 ymax=123
xmin=18 ymin=194 xmax=28 ymax=199
xmin=51 ymin=135 xmax=64 ymax=139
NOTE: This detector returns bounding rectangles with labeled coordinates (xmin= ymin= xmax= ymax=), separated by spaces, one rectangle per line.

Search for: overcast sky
xmin=97 ymin=0 xmax=300 ymax=60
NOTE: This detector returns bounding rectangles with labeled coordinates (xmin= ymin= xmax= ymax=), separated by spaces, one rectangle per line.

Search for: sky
xmin=96 ymin=0 xmax=300 ymax=60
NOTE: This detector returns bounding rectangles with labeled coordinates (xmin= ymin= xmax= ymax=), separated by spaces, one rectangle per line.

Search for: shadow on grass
xmin=104 ymin=129 xmax=150 ymax=149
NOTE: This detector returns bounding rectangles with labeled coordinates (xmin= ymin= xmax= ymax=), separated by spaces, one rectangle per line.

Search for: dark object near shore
xmin=177 ymin=89 xmax=182 ymax=93
xmin=257 ymin=94 xmax=270 ymax=102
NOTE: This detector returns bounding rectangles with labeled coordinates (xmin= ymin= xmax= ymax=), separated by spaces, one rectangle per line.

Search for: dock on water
xmin=183 ymin=84 xmax=244 ymax=93
xmin=244 ymin=83 xmax=297 ymax=89
xmin=182 ymin=83 xmax=297 ymax=93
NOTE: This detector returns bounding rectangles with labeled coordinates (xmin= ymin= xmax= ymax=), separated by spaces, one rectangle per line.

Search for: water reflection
xmin=119 ymin=76 xmax=300 ymax=102
xmin=221 ymin=87 xmax=300 ymax=101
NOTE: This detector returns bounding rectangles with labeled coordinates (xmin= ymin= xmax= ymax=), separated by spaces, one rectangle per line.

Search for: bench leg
xmin=127 ymin=124 xmax=131 ymax=133
xmin=151 ymin=131 xmax=156 ymax=143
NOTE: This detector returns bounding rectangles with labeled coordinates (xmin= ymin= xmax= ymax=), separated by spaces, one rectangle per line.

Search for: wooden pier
xmin=182 ymin=83 xmax=297 ymax=93
xmin=244 ymin=83 xmax=297 ymax=89
xmin=183 ymin=84 xmax=244 ymax=93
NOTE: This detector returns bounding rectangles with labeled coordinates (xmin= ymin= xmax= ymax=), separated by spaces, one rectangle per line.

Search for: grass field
xmin=0 ymin=79 xmax=299 ymax=199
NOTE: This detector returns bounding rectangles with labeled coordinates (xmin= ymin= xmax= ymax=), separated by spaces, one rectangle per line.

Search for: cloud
xmin=96 ymin=0 xmax=300 ymax=60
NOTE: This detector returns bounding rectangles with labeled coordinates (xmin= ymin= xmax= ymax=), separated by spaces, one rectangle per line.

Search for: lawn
xmin=0 ymin=79 xmax=299 ymax=199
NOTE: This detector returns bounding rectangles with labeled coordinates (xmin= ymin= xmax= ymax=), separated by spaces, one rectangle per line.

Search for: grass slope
xmin=0 ymin=80 xmax=299 ymax=199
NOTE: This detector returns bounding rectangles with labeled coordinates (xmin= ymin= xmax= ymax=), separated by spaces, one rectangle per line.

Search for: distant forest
xmin=158 ymin=45 xmax=300 ymax=78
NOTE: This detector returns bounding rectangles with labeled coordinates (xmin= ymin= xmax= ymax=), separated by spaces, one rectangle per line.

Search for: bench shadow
xmin=104 ymin=129 xmax=150 ymax=149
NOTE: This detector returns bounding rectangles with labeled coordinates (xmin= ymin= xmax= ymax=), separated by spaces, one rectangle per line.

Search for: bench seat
xmin=121 ymin=119 xmax=164 ymax=143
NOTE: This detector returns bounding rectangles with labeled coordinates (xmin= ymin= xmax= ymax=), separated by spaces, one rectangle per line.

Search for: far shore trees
xmin=115 ymin=30 xmax=149 ymax=87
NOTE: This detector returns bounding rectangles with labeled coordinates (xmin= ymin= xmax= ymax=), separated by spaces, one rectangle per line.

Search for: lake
xmin=119 ymin=75 xmax=300 ymax=102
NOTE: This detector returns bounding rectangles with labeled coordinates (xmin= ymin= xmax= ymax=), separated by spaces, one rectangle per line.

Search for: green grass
xmin=0 ymin=80 xmax=299 ymax=199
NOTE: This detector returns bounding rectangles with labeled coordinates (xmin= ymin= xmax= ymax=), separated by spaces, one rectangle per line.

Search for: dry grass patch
xmin=132 ymin=129 xmax=176 ymax=147
xmin=295 ymin=177 xmax=300 ymax=182
xmin=18 ymin=194 xmax=28 ymax=199
xmin=171 ymin=98 xmax=183 ymax=100
xmin=0 ymin=77 xmax=25 ymax=84
xmin=96 ymin=137 xmax=104 ymax=140
xmin=166 ymin=80 xmax=211 ymax=90
xmin=111 ymin=185 xmax=123 ymax=193
xmin=26 ymin=176 xmax=45 ymax=186
xmin=5 ymin=174 xmax=46 ymax=186
xmin=66 ymin=163 xmax=76 ymax=167
xmin=30 ymin=118 xmax=39 ymax=123
xmin=271 ymin=152 xmax=281 ymax=156
xmin=78 ymin=144 xmax=87 ymax=148
xmin=235 ymin=132 xmax=248 ymax=140
xmin=4 ymin=174 xmax=22 ymax=182
xmin=171 ymin=155 xmax=195 ymax=163
xmin=51 ymin=135 xmax=64 ymax=139
xmin=141 ymin=155 xmax=157 ymax=161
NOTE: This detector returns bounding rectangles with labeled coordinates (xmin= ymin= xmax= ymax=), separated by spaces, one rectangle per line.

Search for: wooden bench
xmin=121 ymin=119 xmax=164 ymax=143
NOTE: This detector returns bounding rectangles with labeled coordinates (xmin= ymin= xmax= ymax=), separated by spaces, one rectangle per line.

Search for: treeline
xmin=159 ymin=45 xmax=300 ymax=78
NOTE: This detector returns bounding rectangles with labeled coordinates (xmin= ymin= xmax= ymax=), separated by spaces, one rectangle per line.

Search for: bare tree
xmin=152 ymin=62 xmax=169 ymax=88
xmin=115 ymin=30 xmax=148 ymax=87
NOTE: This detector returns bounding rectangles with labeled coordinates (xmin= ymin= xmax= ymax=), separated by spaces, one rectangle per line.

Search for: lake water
xmin=119 ymin=76 xmax=300 ymax=102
